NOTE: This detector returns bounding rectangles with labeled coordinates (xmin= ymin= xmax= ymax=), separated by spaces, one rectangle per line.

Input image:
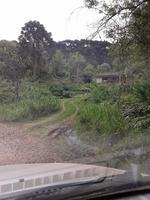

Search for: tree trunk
xmin=15 ymin=80 xmax=20 ymax=100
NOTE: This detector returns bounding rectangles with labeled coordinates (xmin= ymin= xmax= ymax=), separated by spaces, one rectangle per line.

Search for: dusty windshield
xmin=0 ymin=0 xmax=149 ymax=192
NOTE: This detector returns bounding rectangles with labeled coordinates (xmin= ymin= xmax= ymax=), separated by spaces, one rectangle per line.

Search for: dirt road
xmin=0 ymin=122 xmax=65 ymax=165
xmin=0 ymin=99 xmax=78 ymax=165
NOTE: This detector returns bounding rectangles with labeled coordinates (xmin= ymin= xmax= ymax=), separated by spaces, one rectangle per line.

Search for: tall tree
xmin=84 ymin=0 xmax=150 ymax=76
xmin=51 ymin=50 xmax=66 ymax=77
xmin=67 ymin=52 xmax=86 ymax=82
xmin=84 ymin=0 xmax=149 ymax=41
xmin=0 ymin=40 xmax=25 ymax=99
xmin=82 ymin=64 xmax=95 ymax=83
xmin=18 ymin=20 xmax=53 ymax=78
xmin=97 ymin=63 xmax=112 ymax=73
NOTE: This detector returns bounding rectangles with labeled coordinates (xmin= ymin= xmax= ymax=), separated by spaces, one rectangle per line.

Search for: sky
xmin=0 ymin=0 xmax=101 ymax=42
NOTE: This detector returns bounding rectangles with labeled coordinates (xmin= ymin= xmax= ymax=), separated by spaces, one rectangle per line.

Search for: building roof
xmin=96 ymin=72 xmax=120 ymax=78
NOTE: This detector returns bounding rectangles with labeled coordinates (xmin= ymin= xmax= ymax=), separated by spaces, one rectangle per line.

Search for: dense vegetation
xmin=53 ymin=40 xmax=111 ymax=66
xmin=0 ymin=82 xmax=60 ymax=121
xmin=76 ymin=81 xmax=150 ymax=136
xmin=72 ymin=0 xmax=150 ymax=138
xmin=0 ymin=0 xmax=149 ymax=142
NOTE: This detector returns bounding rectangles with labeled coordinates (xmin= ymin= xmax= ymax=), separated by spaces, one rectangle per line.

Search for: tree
xmin=51 ymin=50 xmax=66 ymax=77
xmin=97 ymin=63 xmax=112 ymax=73
xmin=67 ymin=52 xmax=86 ymax=82
xmin=0 ymin=40 xmax=25 ymax=99
xmin=129 ymin=2 xmax=150 ymax=68
xmin=54 ymin=39 xmax=111 ymax=66
xmin=18 ymin=20 xmax=53 ymax=78
xmin=84 ymin=0 xmax=149 ymax=40
xmin=84 ymin=0 xmax=150 ymax=77
xmin=82 ymin=64 xmax=95 ymax=83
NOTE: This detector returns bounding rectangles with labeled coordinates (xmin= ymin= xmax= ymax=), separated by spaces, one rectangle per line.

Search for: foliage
xmin=0 ymin=82 xmax=60 ymax=121
xmin=120 ymin=80 xmax=150 ymax=129
xmin=96 ymin=63 xmax=112 ymax=73
xmin=121 ymin=101 xmax=150 ymax=129
xmin=67 ymin=52 xmax=87 ymax=82
xmin=0 ymin=40 xmax=25 ymax=98
xmin=129 ymin=2 xmax=150 ymax=64
xmin=108 ymin=38 xmax=131 ymax=72
xmin=132 ymin=81 xmax=150 ymax=104
xmin=18 ymin=20 xmax=53 ymax=78
xmin=84 ymin=0 xmax=149 ymax=40
xmin=49 ymin=82 xmax=86 ymax=98
xmin=58 ymin=99 xmax=76 ymax=120
xmin=54 ymin=39 xmax=111 ymax=66
xmin=0 ymin=80 xmax=16 ymax=104
xmin=51 ymin=50 xmax=66 ymax=77
xmin=82 ymin=64 xmax=95 ymax=83
xmin=84 ymin=0 xmax=150 ymax=77
xmin=76 ymin=102 xmax=125 ymax=135
xmin=89 ymin=85 xmax=120 ymax=103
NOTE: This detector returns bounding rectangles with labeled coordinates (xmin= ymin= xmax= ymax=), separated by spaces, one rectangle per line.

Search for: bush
xmin=132 ymin=81 xmax=150 ymax=104
xmin=120 ymin=80 xmax=150 ymax=129
xmin=0 ymin=80 xmax=16 ymax=103
xmin=0 ymin=83 xmax=60 ymax=121
xmin=49 ymin=84 xmax=64 ymax=97
xmin=49 ymin=83 xmax=82 ymax=98
xmin=90 ymin=85 xmax=120 ymax=104
xmin=76 ymin=102 xmax=125 ymax=135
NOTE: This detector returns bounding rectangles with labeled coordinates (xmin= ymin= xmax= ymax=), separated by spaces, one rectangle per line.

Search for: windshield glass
xmin=0 ymin=0 xmax=149 ymax=198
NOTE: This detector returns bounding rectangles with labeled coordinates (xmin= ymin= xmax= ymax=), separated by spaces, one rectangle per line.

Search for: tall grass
xmin=58 ymin=100 xmax=76 ymax=120
xmin=76 ymin=102 xmax=125 ymax=135
xmin=89 ymin=85 xmax=121 ymax=104
xmin=0 ymin=83 xmax=60 ymax=121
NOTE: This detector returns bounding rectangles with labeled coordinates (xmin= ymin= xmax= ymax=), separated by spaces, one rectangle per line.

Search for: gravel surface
xmin=0 ymin=123 xmax=63 ymax=165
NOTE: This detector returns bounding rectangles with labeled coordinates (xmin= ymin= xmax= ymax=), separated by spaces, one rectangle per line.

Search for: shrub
xmin=90 ymin=85 xmax=120 ymax=104
xmin=0 ymin=83 xmax=60 ymax=121
xmin=76 ymin=103 xmax=125 ymax=135
xmin=132 ymin=81 xmax=150 ymax=104
xmin=49 ymin=83 xmax=81 ymax=98
xmin=120 ymin=80 xmax=150 ymax=129
xmin=0 ymin=80 xmax=16 ymax=103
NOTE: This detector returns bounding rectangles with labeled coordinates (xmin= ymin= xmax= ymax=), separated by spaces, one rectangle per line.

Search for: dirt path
xmin=0 ymin=122 xmax=64 ymax=165
xmin=0 ymin=99 xmax=78 ymax=165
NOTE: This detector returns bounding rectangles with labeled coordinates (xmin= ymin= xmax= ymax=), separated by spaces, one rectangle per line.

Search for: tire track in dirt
xmin=0 ymin=99 xmax=78 ymax=165
xmin=0 ymin=122 xmax=63 ymax=165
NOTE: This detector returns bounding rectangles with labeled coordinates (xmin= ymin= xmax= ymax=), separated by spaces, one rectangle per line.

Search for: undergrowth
xmin=0 ymin=82 xmax=60 ymax=121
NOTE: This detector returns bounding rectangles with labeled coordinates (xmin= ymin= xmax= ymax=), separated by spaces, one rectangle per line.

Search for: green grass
xmin=76 ymin=102 xmax=125 ymax=135
xmin=0 ymin=82 xmax=60 ymax=121
xmin=57 ymin=98 xmax=79 ymax=120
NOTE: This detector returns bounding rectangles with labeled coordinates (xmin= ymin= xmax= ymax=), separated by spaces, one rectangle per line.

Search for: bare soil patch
xmin=0 ymin=122 xmax=63 ymax=165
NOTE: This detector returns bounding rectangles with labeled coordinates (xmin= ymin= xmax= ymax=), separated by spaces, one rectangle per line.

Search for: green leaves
xmin=76 ymin=102 xmax=125 ymax=135
xmin=90 ymin=85 xmax=120 ymax=104
xmin=0 ymin=82 xmax=60 ymax=121
xmin=84 ymin=0 xmax=99 ymax=8
xmin=132 ymin=81 xmax=150 ymax=104
xmin=18 ymin=20 xmax=53 ymax=78
xmin=0 ymin=80 xmax=16 ymax=104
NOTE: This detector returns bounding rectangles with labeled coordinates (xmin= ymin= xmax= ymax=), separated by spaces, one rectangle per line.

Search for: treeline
xmin=0 ymin=20 xmax=112 ymax=99
xmin=53 ymin=40 xmax=111 ymax=66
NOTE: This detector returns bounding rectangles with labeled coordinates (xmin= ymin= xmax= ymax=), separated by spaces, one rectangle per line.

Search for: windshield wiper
xmin=16 ymin=171 xmax=150 ymax=200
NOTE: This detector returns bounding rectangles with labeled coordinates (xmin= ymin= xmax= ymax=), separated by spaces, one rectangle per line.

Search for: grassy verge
xmin=57 ymin=99 xmax=76 ymax=120
xmin=0 ymin=82 xmax=60 ymax=122
xmin=76 ymin=101 xmax=125 ymax=136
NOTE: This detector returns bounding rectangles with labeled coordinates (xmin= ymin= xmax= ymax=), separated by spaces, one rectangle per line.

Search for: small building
xmin=95 ymin=72 xmax=126 ymax=84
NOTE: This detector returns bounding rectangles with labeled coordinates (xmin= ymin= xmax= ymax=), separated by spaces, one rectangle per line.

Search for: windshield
xmin=0 ymin=0 xmax=150 ymax=199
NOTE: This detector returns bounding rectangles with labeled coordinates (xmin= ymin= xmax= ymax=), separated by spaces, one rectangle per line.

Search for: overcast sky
xmin=0 ymin=0 xmax=102 ymax=41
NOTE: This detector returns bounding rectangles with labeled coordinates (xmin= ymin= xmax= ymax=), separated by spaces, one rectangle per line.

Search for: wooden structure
xmin=96 ymin=73 xmax=126 ymax=84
